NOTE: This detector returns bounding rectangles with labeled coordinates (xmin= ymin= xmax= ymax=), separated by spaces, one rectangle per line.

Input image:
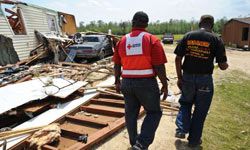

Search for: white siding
xmin=0 ymin=15 xmax=13 ymax=38
xmin=0 ymin=4 xmax=62 ymax=60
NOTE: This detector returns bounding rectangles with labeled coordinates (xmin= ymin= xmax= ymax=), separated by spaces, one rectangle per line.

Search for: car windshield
xmin=83 ymin=36 xmax=99 ymax=42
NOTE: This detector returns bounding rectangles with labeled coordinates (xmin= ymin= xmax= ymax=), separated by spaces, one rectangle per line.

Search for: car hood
xmin=69 ymin=42 xmax=101 ymax=48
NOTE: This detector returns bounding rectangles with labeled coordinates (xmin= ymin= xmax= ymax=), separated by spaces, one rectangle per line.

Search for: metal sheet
xmin=1 ymin=77 xmax=115 ymax=149
xmin=0 ymin=77 xmax=86 ymax=114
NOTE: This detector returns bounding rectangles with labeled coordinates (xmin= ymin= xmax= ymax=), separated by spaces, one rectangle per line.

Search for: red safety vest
xmin=119 ymin=32 xmax=155 ymax=78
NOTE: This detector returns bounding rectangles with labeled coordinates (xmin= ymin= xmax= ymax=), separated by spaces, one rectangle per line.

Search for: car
xmin=67 ymin=34 xmax=114 ymax=60
xmin=162 ymin=33 xmax=174 ymax=44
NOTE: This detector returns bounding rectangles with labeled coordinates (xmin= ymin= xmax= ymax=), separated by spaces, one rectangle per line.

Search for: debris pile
xmin=0 ymin=57 xmax=113 ymax=88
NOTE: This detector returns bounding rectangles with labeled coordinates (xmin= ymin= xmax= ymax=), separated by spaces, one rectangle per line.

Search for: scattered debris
xmin=27 ymin=124 xmax=61 ymax=150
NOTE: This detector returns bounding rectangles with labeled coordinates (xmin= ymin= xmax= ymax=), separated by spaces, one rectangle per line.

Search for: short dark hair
xmin=199 ymin=15 xmax=214 ymax=29
xmin=132 ymin=11 xmax=149 ymax=28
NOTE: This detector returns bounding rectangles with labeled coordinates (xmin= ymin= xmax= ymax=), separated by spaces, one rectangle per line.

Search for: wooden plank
xmin=65 ymin=115 xmax=108 ymax=127
xmin=90 ymin=98 xmax=125 ymax=107
xmin=15 ymin=75 xmax=33 ymax=83
xmin=160 ymin=105 xmax=179 ymax=111
xmin=67 ymin=108 xmax=145 ymax=150
xmin=160 ymin=101 xmax=179 ymax=108
xmin=99 ymin=93 xmax=124 ymax=100
xmin=5 ymin=8 xmax=18 ymax=16
xmin=59 ymin=62 xmax=90 ymax=69
xmin=23 ymin=102 xmax=50 ymax=113
xmin=104 ymin=88 xmax=117 ymax=93
xmin=80 ymin=106 xmax=124 ymax=117
xmin=97 ymin=89 xmax=123 ymax=98
xmin=42 ymin=145 xmax=58 ymax=150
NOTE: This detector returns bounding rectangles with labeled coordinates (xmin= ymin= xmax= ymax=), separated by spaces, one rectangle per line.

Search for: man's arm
xmin=215 ymin=37 xmax=228 ymax=71
xmin=153 ymin=64 xmax=168 ymax=100
xmin=114 ymin=64 xmax=122 ymax=93
xmin=175 ymin=56 xmax=183 ymax=90
xmin=112 ymin=41 xmax=122 ymax=93
xmin=175 ymin=56 xmax=183 ymax=79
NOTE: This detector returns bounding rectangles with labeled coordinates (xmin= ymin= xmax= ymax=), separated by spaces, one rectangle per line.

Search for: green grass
xmin=174 ymin=34 xmax=184 ymax=41
xmin=203 ymin=71 xmax=250 ymax=150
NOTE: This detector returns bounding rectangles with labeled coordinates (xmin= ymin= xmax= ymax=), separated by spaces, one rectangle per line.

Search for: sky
xmin=20 ymin=0 xmax=250 ymax=25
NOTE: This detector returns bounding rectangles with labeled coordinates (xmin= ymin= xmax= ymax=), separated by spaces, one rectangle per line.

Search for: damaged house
xmin=0 ymin=0 xmax=77 ymax=65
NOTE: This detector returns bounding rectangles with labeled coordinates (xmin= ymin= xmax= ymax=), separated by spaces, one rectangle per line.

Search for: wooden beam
xmin=97 ymin=89 xmax=123 ymax=98
xmin=90 ymin=98 xmax=125 ymax=107
xmin=160 ymin=101 xmax=179 ymax=108
xmin=15 ymin=75 xmax=33 ymax=83
xmin=99 ymin=93 xmax=124 ymax=100
xmin=67 ymin=108 xmax=145 ymax=150
xmin=42 ymin=145 xmax=58 ymax=150
xmin=65 ymin=115 xmax=108 ymax=127
xmin=23 ymin=102 xmax=50 ymax=114
xmin=4 ymin=8 xmax=17 ymax=15
xmin=59 ymin=62 xmax=90 ymax=69
xmin=80 ymin=106 xmax=124 ymax=117
xmin=82 ymin=85 xmax=115 ymax=90
xmin=160 ymin=105 xmax=179 ymax=111
xmin=104 ymin=88 xmax=117 ymax=93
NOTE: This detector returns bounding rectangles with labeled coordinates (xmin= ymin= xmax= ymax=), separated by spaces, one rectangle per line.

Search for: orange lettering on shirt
xmin=187 ymin=40 xmax=210 ymax=47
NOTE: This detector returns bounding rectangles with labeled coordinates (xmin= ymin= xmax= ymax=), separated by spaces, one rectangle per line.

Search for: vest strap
xmin=122 ymin=69 xmax=153 ymax=75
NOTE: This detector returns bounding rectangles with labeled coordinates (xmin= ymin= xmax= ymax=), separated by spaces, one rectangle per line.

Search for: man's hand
xmin=177 ymin=78 xmax=182 ymax=90
xmin=161 ymin=85 xmax=168 ymax=100
xmin=218 ymin=62 xmax=228 ymax=70
xmin=115 ymin=82 xmax=121 ymax=93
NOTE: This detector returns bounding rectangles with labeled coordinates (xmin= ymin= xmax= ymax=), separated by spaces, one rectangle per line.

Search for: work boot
xmin=175 ymin=132 xmax=186 ymax=139
xmin=132 ymin=141 xmax=148 ymax=150
xmin=188 ymin=140 xmax=202 ymax=148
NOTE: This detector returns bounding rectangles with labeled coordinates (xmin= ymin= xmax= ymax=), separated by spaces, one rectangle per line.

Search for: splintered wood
xmin=27 ymin=124 xmax=61 ymax=150
xmin=0 ymin=57 xmax=114 ymax=87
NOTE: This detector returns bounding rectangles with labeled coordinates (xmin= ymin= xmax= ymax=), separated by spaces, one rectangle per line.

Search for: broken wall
xmin=59 ymin=12 xmax=77 ymax=35
xmin=0 ymin=5 xmax=13 ymax=37
xmin=0 ymin=3 xmax=62 ymax=60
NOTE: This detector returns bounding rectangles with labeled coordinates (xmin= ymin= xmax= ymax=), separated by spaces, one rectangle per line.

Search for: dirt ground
xmin=95 ymin=45 xmax=250 ymax=150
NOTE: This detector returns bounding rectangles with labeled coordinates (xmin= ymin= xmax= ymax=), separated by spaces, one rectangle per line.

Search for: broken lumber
xmin=25 ymin=51 xmax=47 ymax=65
xmin=160 ymin=101 xmax=179 ymax=108
xmin=60 ymin=62 xmax=90 ymax=69
xmin=160 ymin=105 xmax=179 ymax=111
xmin=96 ymin=89 xmax=123 ymax=98
xmin=0 ymin=125 xmax=47 ymax=139
xmin=15 ymin=75 xmax=33 ymax=83
xmin=83 ymin=85 xmax=115 ymax=90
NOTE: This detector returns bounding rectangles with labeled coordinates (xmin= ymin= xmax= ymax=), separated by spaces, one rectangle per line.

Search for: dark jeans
xmin=121 ymin=78 xmax=162 ymax=148
xmin=175 ymin=72 xmax=214 ymax=145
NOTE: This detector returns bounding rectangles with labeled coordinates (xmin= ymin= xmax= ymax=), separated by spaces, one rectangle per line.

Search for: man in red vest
xmin=113 ymin=11 xmax=168 ymax=150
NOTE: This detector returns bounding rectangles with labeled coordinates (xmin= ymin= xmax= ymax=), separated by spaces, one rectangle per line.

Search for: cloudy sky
xmin=22 ymin=0 xmax=250 ymax=25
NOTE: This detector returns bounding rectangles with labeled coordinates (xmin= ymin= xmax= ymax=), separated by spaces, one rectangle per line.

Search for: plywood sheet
xmin=0 ymin=77 xmax=86 ymax=114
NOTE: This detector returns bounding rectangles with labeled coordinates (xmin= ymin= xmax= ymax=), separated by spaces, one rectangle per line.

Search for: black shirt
xmin=174 ymin=29 xmax=227 ymax=74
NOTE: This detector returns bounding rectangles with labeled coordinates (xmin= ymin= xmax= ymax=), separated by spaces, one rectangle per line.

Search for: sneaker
xmin=132 ymin=141 xmax=148 ymax=150
xmin=175 ymin=132 xmax=186 ymax=139
xmin=188 ymin=140 xmax=202 ymax=147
